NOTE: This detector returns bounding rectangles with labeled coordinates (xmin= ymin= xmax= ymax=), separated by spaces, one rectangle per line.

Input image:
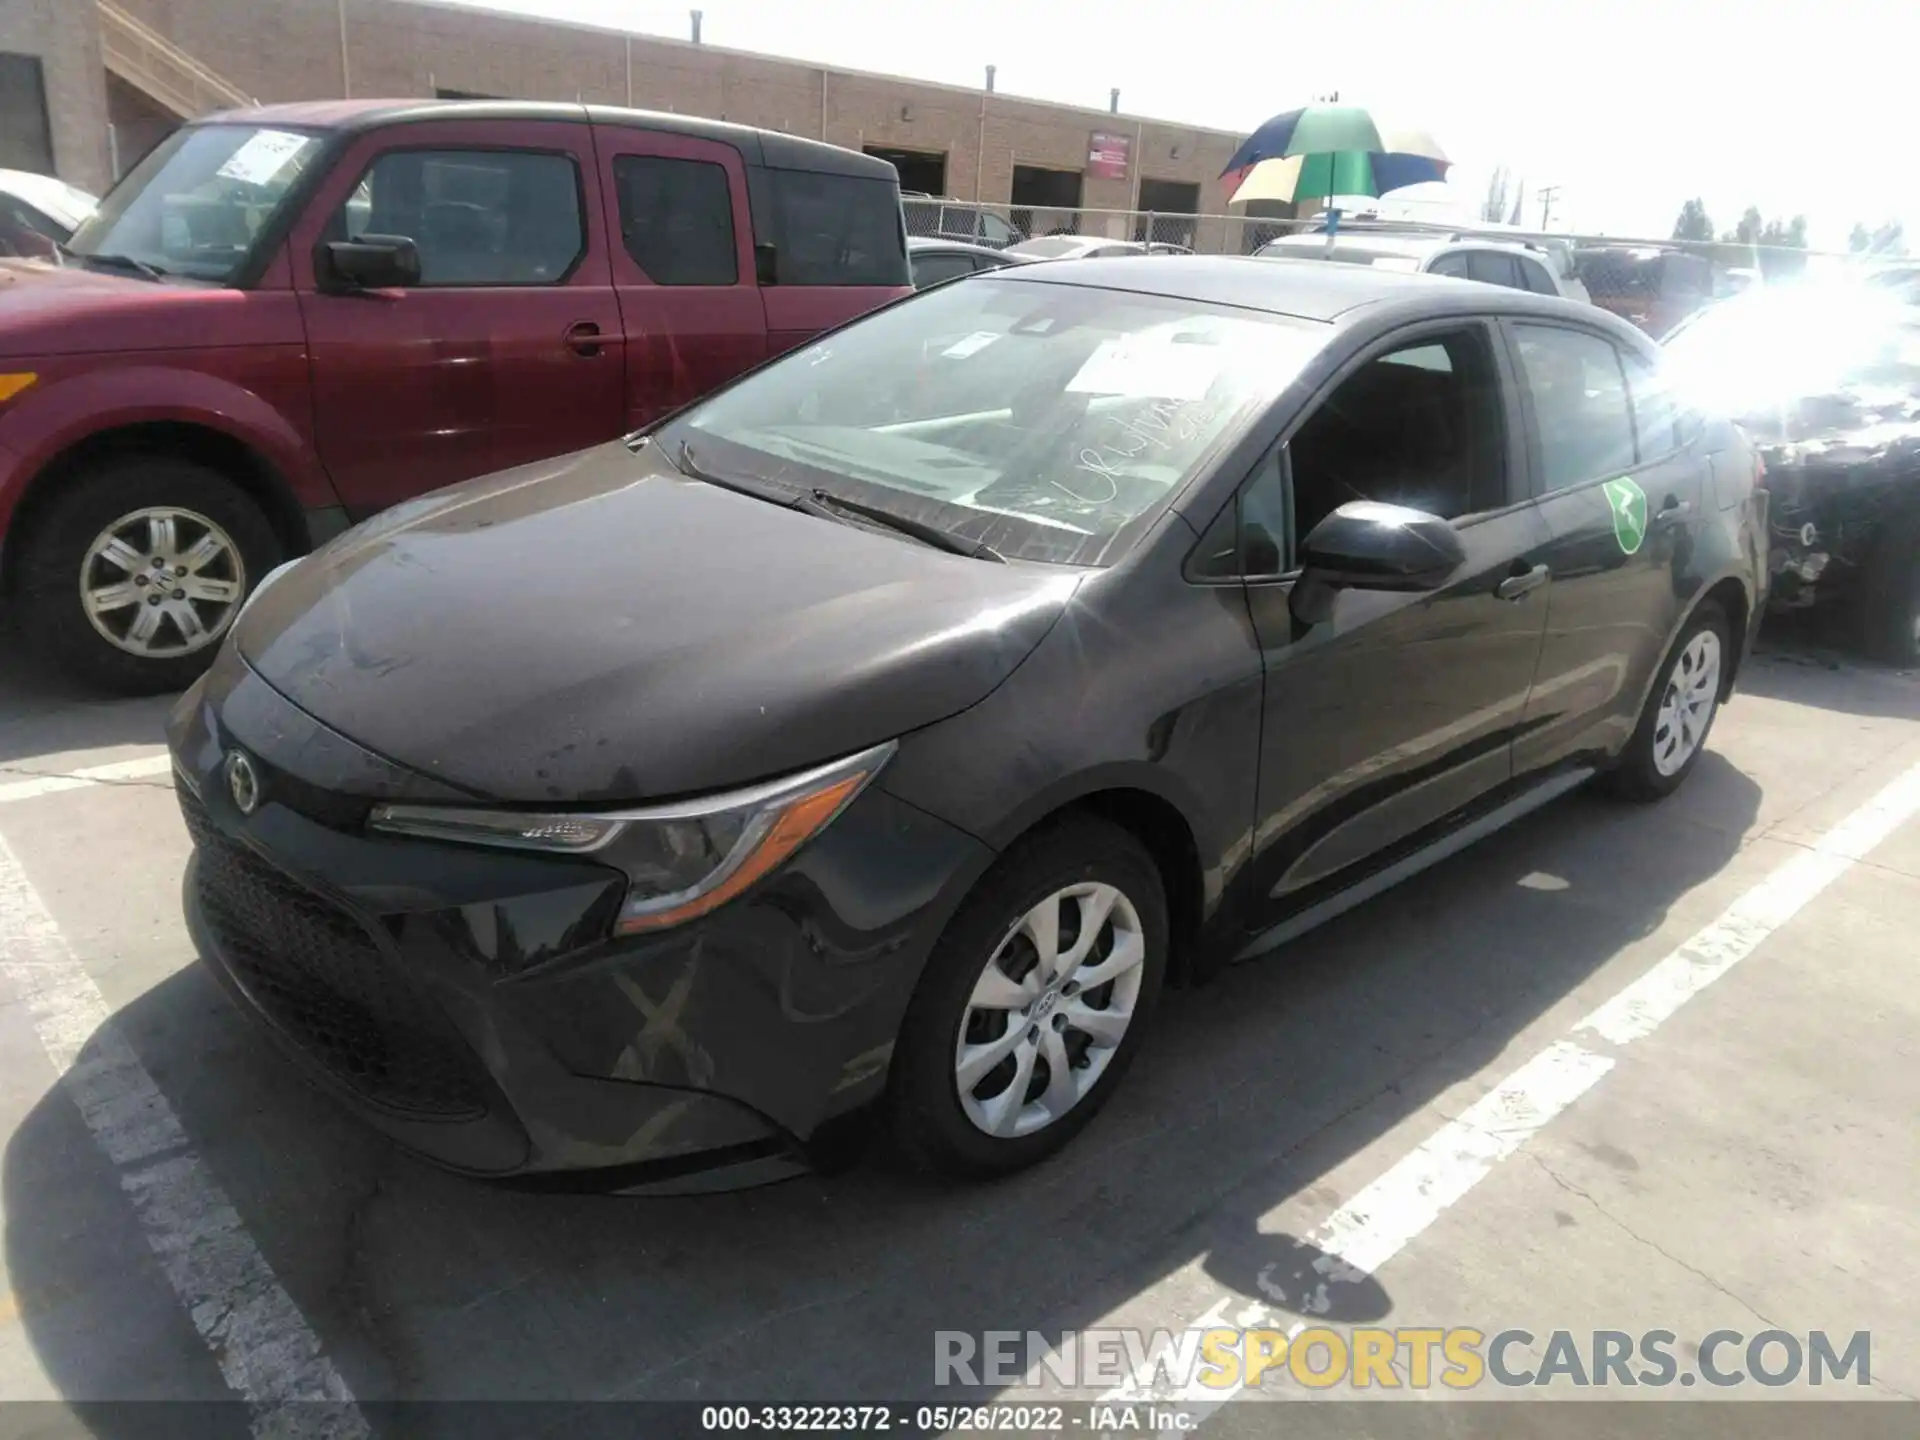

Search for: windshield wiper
xmin=73 ymin=251 xmax=168 ymax=281
xmin=669 ymin=440 xmax=1003 ymax=561
xmin=804 ymin=487 xmax=1005 ymax=562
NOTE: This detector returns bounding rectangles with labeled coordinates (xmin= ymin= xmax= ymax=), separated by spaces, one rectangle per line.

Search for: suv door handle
xmin=1654 ymin=498 xmax=1693 ymax=528
xmin=563 ymin=321 xmax=607 ymax=357
xmin=1496 ymin=563 xmax=1550 ymax=601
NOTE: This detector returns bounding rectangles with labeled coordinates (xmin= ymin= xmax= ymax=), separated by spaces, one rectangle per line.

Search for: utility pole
xmin=1537 ymin=185 xmax=1560 ymax=231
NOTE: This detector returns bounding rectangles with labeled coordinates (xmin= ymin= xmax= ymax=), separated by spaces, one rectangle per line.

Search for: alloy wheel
xmin=80 ymin=506 xmax=247 ymax=659
xmin=954 ymin=882 xmax=1147 ymax=1139
xmin=1652 ymin=629 xmax=1721 ymax=776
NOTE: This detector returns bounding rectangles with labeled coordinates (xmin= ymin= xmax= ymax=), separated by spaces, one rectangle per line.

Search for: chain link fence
xmin=902 ymin=197 xmax=1906 ymax=337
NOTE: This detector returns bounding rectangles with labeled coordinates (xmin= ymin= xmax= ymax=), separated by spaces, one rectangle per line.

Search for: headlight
xmin=368 ymin=741 xmax=895 ymax=934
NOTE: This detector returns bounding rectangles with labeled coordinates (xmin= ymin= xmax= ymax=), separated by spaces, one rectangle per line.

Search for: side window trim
xmin=328 ymin=143 xmax=591 ymax=289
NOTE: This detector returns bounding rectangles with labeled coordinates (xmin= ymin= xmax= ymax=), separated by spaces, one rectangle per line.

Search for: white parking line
xmin=1108 ymin=757 xmax=1920 ymax=1410
xmin=0 ymin=753 xmax=174 ymax=806
xmin=0 ymin=829 xmax=366 ymax=1438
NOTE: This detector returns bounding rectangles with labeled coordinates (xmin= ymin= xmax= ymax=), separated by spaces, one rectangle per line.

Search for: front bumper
xmin=169 ymin=652 xmax=991 ymax=1190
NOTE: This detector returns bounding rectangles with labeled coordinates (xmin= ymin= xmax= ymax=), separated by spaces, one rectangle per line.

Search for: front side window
xmin=613 ymin=154 xmax=736 ymax=285
xmin=337 ymin=148 xmax=583 ymax=286
xmin=1428 ymin=252 xmax=1471 ymax=279
xmin=674 ymin=275 xmax=1325 ymax=566
xmin=1513 ymin=324 xmax=1637 ymax=491
xmin=1288 ymin=327 xmax=1510 ymax=537
xmin=1621 ymin=349 xmax=1682 ymax=460
xmin=768 ymin=170 xmax=908 ymax=286
xmin=69 ymin=124 xmax=324 ymax=281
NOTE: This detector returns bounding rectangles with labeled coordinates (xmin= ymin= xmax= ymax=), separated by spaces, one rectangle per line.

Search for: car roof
xmin=200 ymin=99 xmax=895 ymax=179
xmin=1264 ymin=232 xmax=1546 ymax=262
xmin=0 ymin=168 xmax=96 ymax=229
xmin=908 ymin=237 xmax=1022 ymax=261
xmin=994 ymin=253 xmax=1637 ymax=332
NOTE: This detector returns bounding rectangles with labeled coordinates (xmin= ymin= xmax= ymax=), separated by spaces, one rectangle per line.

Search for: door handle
xmin=1496 ymin=563 xmax=1550 ymax=601
xmin=563 ymin=321 xmax=606 ymax=357
xmin=1654 ymin=498 xmax=1693 ymax=528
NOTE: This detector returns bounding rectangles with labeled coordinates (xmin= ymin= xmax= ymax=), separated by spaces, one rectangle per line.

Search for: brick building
xmin=3 ymin=0 xmax=1265 ymax=244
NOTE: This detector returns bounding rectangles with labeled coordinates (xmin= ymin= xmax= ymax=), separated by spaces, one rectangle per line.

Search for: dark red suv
xmin=0 ymin=100 xmax=912 ymax=692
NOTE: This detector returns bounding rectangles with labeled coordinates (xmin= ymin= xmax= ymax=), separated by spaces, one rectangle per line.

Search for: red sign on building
xmin=1088 ymin=131 xmax=1131 ymax=180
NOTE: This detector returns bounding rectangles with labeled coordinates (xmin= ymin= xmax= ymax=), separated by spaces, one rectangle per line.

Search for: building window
xmin=0 ymin=54 xmax=55 ymax=175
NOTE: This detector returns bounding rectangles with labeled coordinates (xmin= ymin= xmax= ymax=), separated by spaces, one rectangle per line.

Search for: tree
xmin=1481 ymin=166 xmax=1515 ymax=224
xmin=1871 ymin=219 xmax=1907 ymax=256
xmin=1721 ymin=206 xmax=1764 ymax=246
xmin=1849 ymin=222 xmax=1873 ymax=252
xmin=1672 ymin=198 xmax=1714 ymax=242
xmin=1759 ymin=215 xmax=1807 ymax=249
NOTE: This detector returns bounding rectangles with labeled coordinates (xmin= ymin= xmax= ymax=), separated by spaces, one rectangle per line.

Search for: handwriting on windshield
xmin=1070 ymin=395 xmax=1225 ymax=499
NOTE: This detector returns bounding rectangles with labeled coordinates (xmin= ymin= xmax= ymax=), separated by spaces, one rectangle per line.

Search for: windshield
xmin=69 ymin=124 xmax=325 ymax=282
xmin=1663 ymin=277 xmax=1920 ymax=424
xmin=669 ymin=275 xmax=1325 ymax=565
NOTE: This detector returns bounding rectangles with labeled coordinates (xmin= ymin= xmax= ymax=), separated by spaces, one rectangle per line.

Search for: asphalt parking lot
xmin=0 ymin=620 xmax=1916 ymax=1436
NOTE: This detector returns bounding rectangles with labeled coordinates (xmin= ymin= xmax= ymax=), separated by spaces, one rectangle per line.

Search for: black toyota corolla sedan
xmin=168 ymin=257 xmax=1769 ymax=1190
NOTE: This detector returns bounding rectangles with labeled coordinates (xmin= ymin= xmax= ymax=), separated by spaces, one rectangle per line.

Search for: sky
xmin=441 ymin=0 xmax=1912 ymax=251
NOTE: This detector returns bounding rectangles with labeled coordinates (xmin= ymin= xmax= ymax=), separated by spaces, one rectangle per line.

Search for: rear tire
xmin=17 ymin=455 xmax=283 ymax=695
xmin=1604 ymin=600 xmax=1730 ymax=802
xmin=1858 ymin=514 xmax=1920 ymax=667
xmin=887 ymin=816 xmax=1167 ymax=1179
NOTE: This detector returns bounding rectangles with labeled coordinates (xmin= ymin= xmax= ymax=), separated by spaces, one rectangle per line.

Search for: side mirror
xmin=321 ymin=234 xmax=420 ymax=291
xmin=1298 ymin=500 xmax=1466 ymax=592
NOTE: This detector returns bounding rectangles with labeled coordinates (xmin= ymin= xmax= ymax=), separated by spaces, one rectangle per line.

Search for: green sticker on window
xmin=1602 ymin=476 xmax=1648 ymax=555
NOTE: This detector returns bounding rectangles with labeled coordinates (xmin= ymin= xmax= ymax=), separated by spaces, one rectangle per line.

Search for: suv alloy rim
xmin=1653 ymin=629 xmax=1721 ymax=776
xmin=80 ymin=506 xmax=247 ymax=659
xmin=954 ymin=882 xmax=1147 ymax=1138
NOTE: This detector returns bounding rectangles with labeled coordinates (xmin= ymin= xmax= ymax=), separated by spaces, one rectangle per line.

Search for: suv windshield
xmin=670 ymin=274 xmax=1325 ymax=565
xmin=68 ymin=124 xmax=325 ymax=282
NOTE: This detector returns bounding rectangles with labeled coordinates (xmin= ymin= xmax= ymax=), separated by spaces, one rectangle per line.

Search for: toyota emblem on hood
xmin=225 ymin=751 xmax=261 ymax=815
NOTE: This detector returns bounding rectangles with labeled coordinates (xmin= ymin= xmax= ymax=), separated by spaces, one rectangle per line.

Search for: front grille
xmin=181 ymin=787 xmax=488 ymax=1120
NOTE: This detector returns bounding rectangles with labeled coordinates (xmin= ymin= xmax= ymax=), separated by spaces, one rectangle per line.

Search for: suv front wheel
xmin=17 ymin=455 xmax=283 ymax=694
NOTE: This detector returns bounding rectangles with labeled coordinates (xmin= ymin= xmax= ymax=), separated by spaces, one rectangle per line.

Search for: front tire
xmin=1605 ymin=601 xmax=1730 ymax=801
xmin=17 ymin=456 xmax=283 ymax=695
xmin=1858 ymin=514 xmax=1920 ymax=667
xmin=887 ymin=816 xmax=1167 ymax=1179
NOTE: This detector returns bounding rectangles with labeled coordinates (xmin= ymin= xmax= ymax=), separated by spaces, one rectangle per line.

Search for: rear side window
xmin=1621 ymin=349 xmax=1682 ymax=460
xmin=1513 ymin=324 xmax=1637 ymax=491
xmin=341 ymin=148 xmax=583 ymax=286
xmin=613 ymin=155 xmax=737 ymax=285
xmin=767 ymin=170 xmax=907 ymax=286
xmin=1467 ymin=251 xmax=1524 ymax=288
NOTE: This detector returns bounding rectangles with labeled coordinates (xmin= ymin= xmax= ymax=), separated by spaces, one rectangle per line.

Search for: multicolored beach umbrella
xmin=1220 ymin=104 xmax=1450 ymax=207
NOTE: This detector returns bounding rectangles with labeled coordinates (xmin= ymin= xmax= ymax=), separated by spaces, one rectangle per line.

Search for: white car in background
xmin=1256 ymin=230 xmax=1592 ymax=304
xmin=0 ymin=168 xmax=99 ymax=256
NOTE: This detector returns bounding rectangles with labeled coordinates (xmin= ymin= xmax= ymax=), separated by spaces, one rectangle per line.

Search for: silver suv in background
xmin=1257 ymin=231 xmax=1592 ymax=304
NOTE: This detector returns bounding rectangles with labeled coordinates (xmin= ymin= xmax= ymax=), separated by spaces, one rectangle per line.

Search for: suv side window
xmin=769 ymin=171 xmax=908 ymax=285
xmin=612 ymin=154 xmax=737 ymax=285
xmin=1429 ymin=252 xmax=1470 ymax=279
xmin=340 ymin=148 xmax=583 ymax=286
xmin=1513 ymin=324 xmax=1638 ymax=490
xmin=980 ymin=212 xmax=1019 ymax=246
xmin=1468 ymin=250 xmax=1524 ymax=288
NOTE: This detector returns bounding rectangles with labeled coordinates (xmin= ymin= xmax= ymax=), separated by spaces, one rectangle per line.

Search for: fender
xmin=1626 ymin=562 xmax=1757 ymax=721
xmin=0 ymin=362 xmax=339 ymax=540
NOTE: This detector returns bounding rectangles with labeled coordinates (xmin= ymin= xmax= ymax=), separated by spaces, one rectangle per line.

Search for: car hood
xmin=0 ymin=258 xmax=222 ymax=358
xmin=236 ymin=440 xmax=1080 ymax=804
